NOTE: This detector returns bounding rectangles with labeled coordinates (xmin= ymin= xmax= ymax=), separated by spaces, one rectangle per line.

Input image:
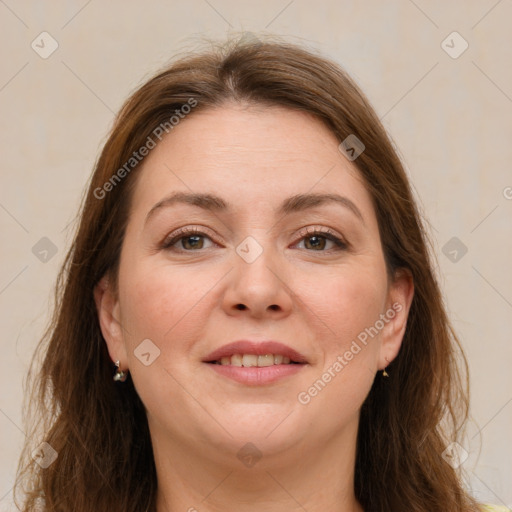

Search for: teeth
xmin=257 ymin=354 xmax=274 ymax=367
xmin=217 ymin=354 xmax=296 ymax=366
xmin=242 ymin=354 xmax=258 ymax=367
xmin=231 ymin=354 xmax=243 ymax=367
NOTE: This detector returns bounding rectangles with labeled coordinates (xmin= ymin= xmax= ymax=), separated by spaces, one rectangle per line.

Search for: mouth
xmin=202 ymin=340 xmax=308 ymax=365
xmin=202 ymin=340 xmax=308 ymax=385
xmin=206 ymin=354 xmax=303 ymax=366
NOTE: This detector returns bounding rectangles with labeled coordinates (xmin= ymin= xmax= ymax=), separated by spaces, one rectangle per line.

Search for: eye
xmin=160 ymin=227 xmax=216 ymax=251
xmin=294 ymin=227 xmax=348 ymax=252
xmin=160 ymin=226 xmax=348 ymax=253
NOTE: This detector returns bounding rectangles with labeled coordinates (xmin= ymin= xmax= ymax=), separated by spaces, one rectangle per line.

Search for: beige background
xmin=1 ymin=0 xmax=511 ymax=508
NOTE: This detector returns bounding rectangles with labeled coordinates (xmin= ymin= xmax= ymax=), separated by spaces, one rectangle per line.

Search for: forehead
xmin=129 ymin=104 xmax=375 ymax=222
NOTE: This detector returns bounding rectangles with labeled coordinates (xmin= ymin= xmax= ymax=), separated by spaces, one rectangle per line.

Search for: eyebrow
xmin=144 ymin=191 xmax=365 ymax=225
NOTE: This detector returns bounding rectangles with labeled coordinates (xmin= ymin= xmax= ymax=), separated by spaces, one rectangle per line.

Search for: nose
xmin=221 ymin=241 xmax=293 ymax=319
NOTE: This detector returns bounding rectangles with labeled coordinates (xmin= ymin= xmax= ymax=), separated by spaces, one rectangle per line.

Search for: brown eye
xmin=295 ymin=228 xmax=348 ymax=252
xmin=179 ymin=235 xmax=205 ymax=250
xmin=303 ymin=234 xmax=328 ymax=251
xmin=161 ymin=228 xmax=214 ymax=251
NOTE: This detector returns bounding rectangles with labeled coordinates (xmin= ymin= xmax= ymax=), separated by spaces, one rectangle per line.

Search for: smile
xmin=209 ymin=354 xmax=300 ymax=366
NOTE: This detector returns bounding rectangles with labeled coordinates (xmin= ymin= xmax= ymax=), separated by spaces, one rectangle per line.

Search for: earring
xmin=113 ymin=360 xmax=128 ymax=382
xmin=382 ymin=357 xmax=390 ymax=377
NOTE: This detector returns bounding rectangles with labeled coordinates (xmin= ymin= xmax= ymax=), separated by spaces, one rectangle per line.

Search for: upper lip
xmin=203 ymin=340 xmax=308 ymax=364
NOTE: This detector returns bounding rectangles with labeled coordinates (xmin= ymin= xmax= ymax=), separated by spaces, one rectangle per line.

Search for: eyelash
xmin=160 ymin=226 xmax=348 ymax=253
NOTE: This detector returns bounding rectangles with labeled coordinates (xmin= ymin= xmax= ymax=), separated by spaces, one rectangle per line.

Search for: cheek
xmin=117 ymin=256 xmax=231 ymax=369
xmin=116 ymin=263 xmax=216 ymax=415
xmin=298 ymin=262 xmax=387 ymax=350
xmin=302 ymin=266 xmax=386 ymax=412
xmin=120 ymin=266 xmax=206 ymax=337
xmin=297 ymin=284 xmax=382 ymax=425
xmin=295 ymin=264 xmax=385 ymax=413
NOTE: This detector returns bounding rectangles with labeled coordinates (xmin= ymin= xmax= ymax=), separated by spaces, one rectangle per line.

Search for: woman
xmin=14 ymin=36 xmax=504 ymax=512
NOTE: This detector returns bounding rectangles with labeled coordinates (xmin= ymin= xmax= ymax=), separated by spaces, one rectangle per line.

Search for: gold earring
xmin=113 ymin=360 xmax=128 ymax=382
xmin=382 ymin=357 xmax=390 ymax=377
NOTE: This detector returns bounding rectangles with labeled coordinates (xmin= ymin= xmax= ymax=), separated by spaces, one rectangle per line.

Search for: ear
xmin=94 ymin=274 xmax=128 ymax=370
xmin=378 ymin=267 xmax=414 ymax=370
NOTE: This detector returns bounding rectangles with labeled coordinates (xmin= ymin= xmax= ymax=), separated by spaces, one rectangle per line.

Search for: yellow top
xmin=482 ymin=506 xmax=511 ymax=512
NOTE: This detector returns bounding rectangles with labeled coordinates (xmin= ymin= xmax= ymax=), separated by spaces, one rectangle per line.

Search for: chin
xmin=209 ymin=428 xmax=302 ymax=470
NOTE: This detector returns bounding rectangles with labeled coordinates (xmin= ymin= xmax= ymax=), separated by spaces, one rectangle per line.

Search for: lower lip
xmin=205 ymin=363 xmax=306 ymax=385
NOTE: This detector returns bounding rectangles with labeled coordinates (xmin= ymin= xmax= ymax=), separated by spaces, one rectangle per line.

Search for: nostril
xmin=235 ymin=304 xmax=247 ymax=310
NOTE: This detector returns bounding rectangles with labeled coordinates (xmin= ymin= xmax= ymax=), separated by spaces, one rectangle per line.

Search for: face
xmin=96 ymin=103 xmax=413 ymax=469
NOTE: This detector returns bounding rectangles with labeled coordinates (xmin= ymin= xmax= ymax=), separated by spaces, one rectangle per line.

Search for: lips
xmin=202 ymin=340 xmax=308 ymax=365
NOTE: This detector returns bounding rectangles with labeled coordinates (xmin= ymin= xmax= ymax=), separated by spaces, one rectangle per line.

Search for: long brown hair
xmin=14 ymin=35 xmax=481 ymax=512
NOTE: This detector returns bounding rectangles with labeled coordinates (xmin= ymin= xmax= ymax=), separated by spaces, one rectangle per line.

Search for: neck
xmin=151 ymin=418 xmax=364 ymax=512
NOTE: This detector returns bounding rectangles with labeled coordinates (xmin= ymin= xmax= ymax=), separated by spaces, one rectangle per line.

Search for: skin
xmin=95 ymin=103 xmax=414 ymax=512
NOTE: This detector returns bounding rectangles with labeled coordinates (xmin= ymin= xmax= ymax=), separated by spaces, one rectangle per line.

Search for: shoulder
xmin=481 ymin=506 xmax=511 ymax=512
